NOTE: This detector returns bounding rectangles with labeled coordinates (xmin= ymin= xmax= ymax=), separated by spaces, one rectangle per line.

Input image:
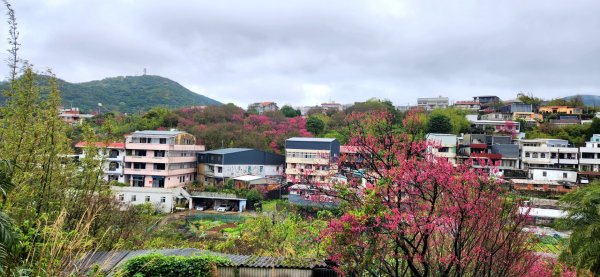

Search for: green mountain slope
xmin=0 ymin=75 xmax=221 ymax=113
xmin=563 ymin=94 xmax=600 ymax=107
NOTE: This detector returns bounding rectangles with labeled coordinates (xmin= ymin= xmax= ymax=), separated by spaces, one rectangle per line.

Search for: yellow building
xmin=512 ymin=112 xmax=543 ymax=122
xmin=539 ymin=106 xmax=582 ymax=115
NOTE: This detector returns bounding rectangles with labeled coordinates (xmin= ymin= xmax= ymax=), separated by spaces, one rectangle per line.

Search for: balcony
xmin=580 ymin=158 xmax=600 ymax=165
xmin=106 ymin=155 xmax=124 ymax=161
xmin=285 ymin=168 xmax=334 ymax=176
xmin=104 ymin=168 xmax=123 ymax=175
xmin=126 ymin=143 xmax=205 ymax=151
xmin=125 ymin=156 xmax=168 ymax=163
xmin=124 ymin=155 xmax=196 ymax=163
xmin=285 ymin=157 xmax=331 ymax=165
xmin=124 ymin=168 xmax=168 ymax=176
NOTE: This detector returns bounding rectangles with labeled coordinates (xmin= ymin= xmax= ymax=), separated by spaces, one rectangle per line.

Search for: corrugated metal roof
xmin=287 ymin=137 xmax=336 ymax=142
xmin=201 ymin=148 xmax=253 ymax=155
xmin=77 ymin=248 xmax=331 ymax=273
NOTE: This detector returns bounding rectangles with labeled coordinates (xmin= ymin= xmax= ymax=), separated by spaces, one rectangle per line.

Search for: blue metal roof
xmin=286 ymin=137 xmax=336 ymax=142
xmin=201 ymin=148 xmax=253 ymax=155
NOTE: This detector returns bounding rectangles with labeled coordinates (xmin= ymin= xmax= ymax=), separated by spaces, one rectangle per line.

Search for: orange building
xmin=539 ymin=106 xmax=582 ymax=115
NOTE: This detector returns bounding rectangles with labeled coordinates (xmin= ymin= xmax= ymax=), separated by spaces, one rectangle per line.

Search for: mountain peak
xmin=1 ymin=74 xmax=221 ymax=113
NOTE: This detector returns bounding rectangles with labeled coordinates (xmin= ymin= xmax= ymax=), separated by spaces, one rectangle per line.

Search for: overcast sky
xmin=2 ymin=0 xmax=600 ymax=107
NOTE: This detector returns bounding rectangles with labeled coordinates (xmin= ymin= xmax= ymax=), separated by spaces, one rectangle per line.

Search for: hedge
xmin=117 ymin=253 xmax=231 ymax=277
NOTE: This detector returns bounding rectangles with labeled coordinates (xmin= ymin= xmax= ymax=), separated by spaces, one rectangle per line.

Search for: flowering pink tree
xmin=323 ymin=111 xmax=544 ymax=276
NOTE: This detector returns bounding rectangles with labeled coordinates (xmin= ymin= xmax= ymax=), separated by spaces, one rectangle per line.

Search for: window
xmin=133 ymin=163 xmax=146 ymax=169
xmin=132 ymin=176 xmax=144 ymax=187
xmin=155 ymin=150 xmax=165 ymax=157
xmin=542 ymin=171 xmax=547 ymax=177
xmin=135 ymin=150 xmax=147 ymax=156
xmin=109 ymin=161 xmax=119 ymax=171
xmin=109 ymin=149 xmax=119 ymax=158
xmin=159 ymin=138 xmax=167 ymax=144
xmin=532 ymin=153 xmax=538 ymax=158
xmin=145 ymin=196 xmax=151 ymax=202
xmin=118 ymin=194 xmax=124 ymax=202
xmin=161 ymin=197 xmax=166 ymax=203
xmin=154 ymin=163 xmax=166 ymax=170
xmin=131 ymin=195 xmax=137 ymax=202
xmin=563 ymin=173 xmax=568 ymax=178
xmin=540 ymin=153 xmax=545 ymax=158
xmin=259 ymin=166 xmax=263 ymax=172
xmin=525 ymin=152 xmax=530 ymax=158
xmin=217 ymin=167 xmax=223 ymax=173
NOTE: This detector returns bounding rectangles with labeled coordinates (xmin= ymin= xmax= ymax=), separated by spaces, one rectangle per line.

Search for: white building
xmin=417 ymin=96 xmax=449 ymax=111
xmin=480 ymin=113 xmax=512 ymax=121
xmin=453 ymin=101 xmax=481 ymax=111
xmin=321 ymin=102 xmax=343 ymax=111
xmin=528 ymin=168 xmax=578 ymax=183
xmin=520 ymin=139 xmax=579 ymax=170
xmin=426 ymin=133 xmax=457 ymax=165
xmin=519 ymin=138 xmax=579 ymax=184
xmin=466 ymin=115 xmax=521 ymax=134
xmin=112 ymin=186 xmax=190 ymax=213
xmin=75 ymin=142 xmax=127 ymax=183
xmin=197 ymin=148 xmax=285 ymax=185
xmin=580 ymin=134 xmax=600 ymax=180
xmin=285 ymin=137 xmax=340 ymax=184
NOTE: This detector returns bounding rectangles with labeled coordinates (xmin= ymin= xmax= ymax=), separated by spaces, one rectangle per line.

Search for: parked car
xmin=195 ymin=204 xmax=207 ymax=211
xmin=216 ymin=204 xmax=232 ymax=212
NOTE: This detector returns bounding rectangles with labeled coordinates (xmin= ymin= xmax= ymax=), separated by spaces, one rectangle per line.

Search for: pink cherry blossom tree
xmin=322 ymin=111 xmax=551 ymax=276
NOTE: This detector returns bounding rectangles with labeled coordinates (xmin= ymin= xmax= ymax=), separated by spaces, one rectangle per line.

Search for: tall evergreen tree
xmin=426 ymin=113 xmax=453 ymax=134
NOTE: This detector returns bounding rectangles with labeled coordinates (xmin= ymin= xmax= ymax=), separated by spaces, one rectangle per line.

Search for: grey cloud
xmin=3 ymin=0 xmax=600 ymax=107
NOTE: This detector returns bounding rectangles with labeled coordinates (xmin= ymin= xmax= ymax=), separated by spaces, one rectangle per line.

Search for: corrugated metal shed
xmin=78 ymin=248 xmax=335 ymax=276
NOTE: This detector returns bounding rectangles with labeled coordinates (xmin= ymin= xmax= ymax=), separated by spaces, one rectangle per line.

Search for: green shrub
xmin=118 ymin=253 xmax=230 ymax=277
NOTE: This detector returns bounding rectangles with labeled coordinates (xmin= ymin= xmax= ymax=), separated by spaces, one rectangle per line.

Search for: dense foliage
xmin=0 ymin=74 xmax=221 ymax=114
xmin=557 ymin=181 xmax=600 ymax=275
xmin=426 ymin=113 xmax=452 ymax=134
xmin=118 ymin=253 xmax=230 ymax=277
xmin=526 ymin=122 xmax=592 ymax=146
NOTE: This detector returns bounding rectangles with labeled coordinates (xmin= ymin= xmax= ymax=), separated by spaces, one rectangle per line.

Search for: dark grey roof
xmin=77 ymin=248 xmax=330 ymax=274
xmin=201 ymin=148 xmax=253 ymax=155
xmin=130 ymin=130 xmax=184 ymax=136
xmin=287 ymin=137 xmax=336 ymax=142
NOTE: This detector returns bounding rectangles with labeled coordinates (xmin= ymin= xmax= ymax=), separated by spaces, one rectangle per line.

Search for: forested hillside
xmin=0 ymin=74 xmax=221 ymax=113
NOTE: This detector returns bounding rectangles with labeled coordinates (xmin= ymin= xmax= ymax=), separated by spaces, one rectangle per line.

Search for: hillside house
xmin=124 ymin=130 xmax=205 ymax=188
xmin=539 ymin=106 xmax=582 ymax=115
xmin=248 ymin=102 xmax=279 ymax=114
xmin=197 ymin=148 xmax=284 ymax=186
xmin=75 ymin=142 xmax=126 ymax=183
xmin=285 ymin=137 xmax=340 ymax=184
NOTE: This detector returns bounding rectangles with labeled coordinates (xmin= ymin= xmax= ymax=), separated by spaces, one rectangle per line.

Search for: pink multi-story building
xmin=123 ymin=130 xmax=205 ymax=188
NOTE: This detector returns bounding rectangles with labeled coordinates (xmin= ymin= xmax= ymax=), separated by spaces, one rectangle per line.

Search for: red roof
xmin=75 ymin=141 xmax=125 ymax=149
xmin=470 ymin=143 xmax=487 ymax=149
xmin=470 ymin=153 xmax=502 ymax=160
